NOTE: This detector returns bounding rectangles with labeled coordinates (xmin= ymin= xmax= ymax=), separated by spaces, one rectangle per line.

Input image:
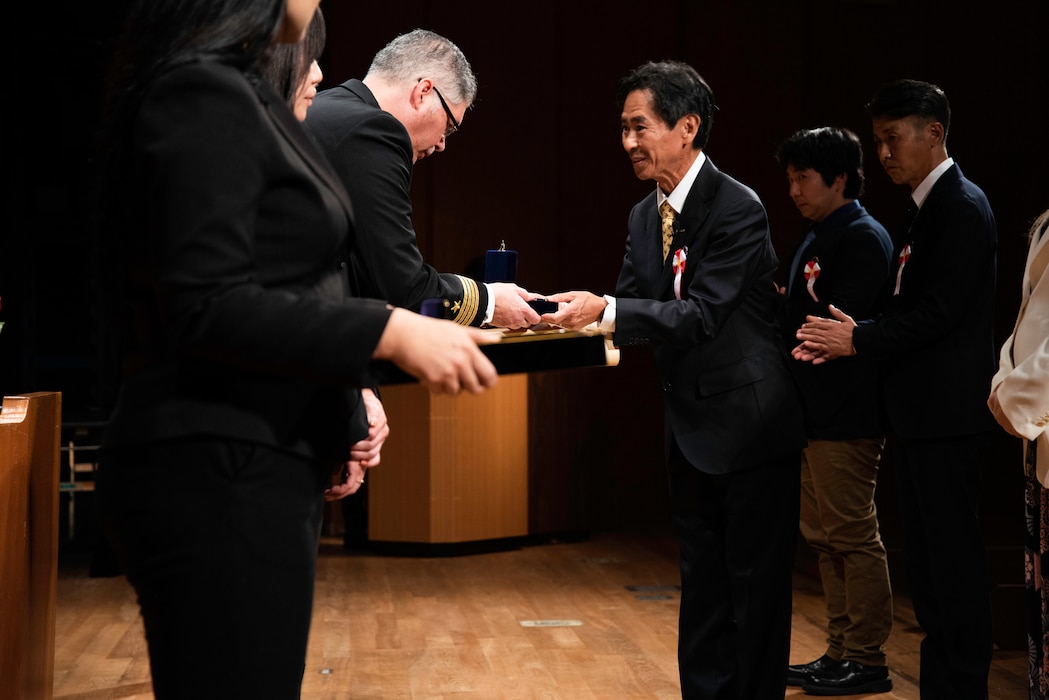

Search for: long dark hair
xmin=94 ymin=0 xmax=287 ymax=239
xmin=95 ymin=0 xmax=287 ymax=217
xmin=264 ymin=7 xmax=326 ymax=107
xmin=103 ymin=0 xmax=284 ymax=121
xmin=97 ymin=0 xmax=286 ymax=200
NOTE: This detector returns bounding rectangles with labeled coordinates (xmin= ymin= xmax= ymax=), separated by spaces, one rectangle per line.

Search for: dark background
xmin=5 ymin=0 xmax=1047 ymax=641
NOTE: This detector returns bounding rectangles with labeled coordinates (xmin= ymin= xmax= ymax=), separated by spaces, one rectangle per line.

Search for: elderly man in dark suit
xmin=794 ymin=79 xmax=997 ymax=699
xmin=545 ymin=60 xmax=807 ymax=700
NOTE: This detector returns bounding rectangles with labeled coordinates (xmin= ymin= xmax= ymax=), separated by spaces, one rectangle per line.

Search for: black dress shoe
xmin=802 ymin=660 xmax=892 ymax=696
xmin=786 ymin=654 xmax=841 ymax=687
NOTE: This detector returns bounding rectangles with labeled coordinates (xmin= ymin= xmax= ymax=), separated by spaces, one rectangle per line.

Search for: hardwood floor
xmin=53 ymin=532 xmax=1026 ymax=699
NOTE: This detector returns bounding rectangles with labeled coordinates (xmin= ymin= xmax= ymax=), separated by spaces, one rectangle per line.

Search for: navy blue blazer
xmin=304 ymin=79 xmax=489 ymax=326
xmin=853 ymin=163 xmax=998 ymax=439
xmin=779 ymin=201 xmax=893 ymax=440
xmin=613 ymin=157 xmax=806 ymax=474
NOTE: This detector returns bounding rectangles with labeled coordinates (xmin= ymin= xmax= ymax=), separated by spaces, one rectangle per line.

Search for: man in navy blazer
xmin=304 ymin=29 xmax=540 ymax=549
xmin=304 ymin=29 xmax=540 ymax=330
xmin=775 ymin=127 xmax=895 ymax=694
xmin=795 ymin=79 xmax=997 ymax=698
xmin=546 ymin=60 xmax=806 ymax=700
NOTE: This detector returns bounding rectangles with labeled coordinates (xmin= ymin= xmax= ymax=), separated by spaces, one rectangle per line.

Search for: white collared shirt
xmin=600 ymin=151 xmax=708 ymax=333
xmin=658 ymin=150 xmax=707 ymax=216
xmin=910 ymin=157 xmax=955 ymax=211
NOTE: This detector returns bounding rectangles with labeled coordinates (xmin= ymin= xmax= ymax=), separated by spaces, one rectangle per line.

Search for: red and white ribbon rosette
xmin=672 ymin=247 xmax=687 ymax=300
xmin=894 ymin=244 xmax=911 ymax=296
xmin=803 ymin=258 xmax=820 ymax=302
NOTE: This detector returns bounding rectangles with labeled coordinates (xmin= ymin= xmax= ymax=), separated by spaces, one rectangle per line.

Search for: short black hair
xmin=865 ymin=79 xmax=950 ymax=140
xmin=615 ymin=60 xmax=716 ymax=149
xmin=774 ymin=126 xmax=865 ymax=199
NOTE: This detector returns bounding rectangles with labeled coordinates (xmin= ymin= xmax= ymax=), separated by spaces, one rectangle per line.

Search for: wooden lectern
xmin=369 ymin=375 xmax=529 ymax=546
xmin=0 ymin=392 xmax=61 ymax=700
xmin=368 ymin=328 xmax=617 ymax=548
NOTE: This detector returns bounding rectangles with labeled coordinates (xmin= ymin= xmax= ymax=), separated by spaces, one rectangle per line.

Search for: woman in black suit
xmin=263 ymin=7 xmax=391 ymax=486
xmin=94 ymin=1 xmax=496 ymax=697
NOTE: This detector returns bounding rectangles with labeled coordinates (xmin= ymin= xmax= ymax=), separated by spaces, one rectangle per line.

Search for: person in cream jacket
xmin=988 ymin=207 xmax=1049 ymax=697
xmin=989 ymin=208 xmax=1049 ymax=483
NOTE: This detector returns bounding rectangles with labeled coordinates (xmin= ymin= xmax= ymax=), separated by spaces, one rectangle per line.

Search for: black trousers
xmin=669 ymin=441 xmax=801 ymax=700
xmin=98 ymin=437 xmax=330 ymax=699
xmin=894 ymin=433 xmax=993 ymax=700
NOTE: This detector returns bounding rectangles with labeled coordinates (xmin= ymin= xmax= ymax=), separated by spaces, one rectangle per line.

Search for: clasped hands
xmin=325 ymin=387 xmax=389 ymax=501
xmin=792 ymin=304 xmax=858 ymax=364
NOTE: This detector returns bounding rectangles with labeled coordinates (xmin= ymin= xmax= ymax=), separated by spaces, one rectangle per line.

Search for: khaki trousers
xmin=799 ymin=437 xmax=893 ymax=666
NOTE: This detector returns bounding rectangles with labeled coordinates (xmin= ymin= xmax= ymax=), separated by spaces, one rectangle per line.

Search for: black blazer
xmin=613 ymin=157 xmax=807 ymax=473
xmin=853 ymin=163 xmax=998 ymax=439
xmin=304 ymin=79 xmax=489 ymax=326
xmin=778 ymin=201 xmax=893 ymax=440
xmin=103 ymin=61 xmax=393 ymax=464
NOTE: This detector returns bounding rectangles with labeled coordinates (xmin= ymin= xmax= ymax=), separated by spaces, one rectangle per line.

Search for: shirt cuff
xmin=598 ymin=294 xmax=616 ymax=332
xmin=483 ymin=283 xmax=496 ymax=325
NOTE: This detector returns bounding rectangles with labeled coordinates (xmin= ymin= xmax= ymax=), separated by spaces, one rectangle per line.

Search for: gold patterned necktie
xmin=659 ymin=200 xmax=676 ymax=262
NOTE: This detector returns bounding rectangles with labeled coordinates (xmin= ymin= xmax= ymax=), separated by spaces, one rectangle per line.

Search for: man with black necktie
xmin=794 ymin=79 xmax=998 ymax=699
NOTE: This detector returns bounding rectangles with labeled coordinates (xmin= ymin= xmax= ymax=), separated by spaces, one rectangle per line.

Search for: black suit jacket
xmin=103 ymin=62 xmax=392 ymax=464
xmin=613 ymin=157 xmax=806 ymax=473
xmin=304 ymin=79 xmax=489 ymax=326
xmin=853 ymin=163 xmax=998 ymax=439
xmin=778 ymin=201 xmax=893 ymax=440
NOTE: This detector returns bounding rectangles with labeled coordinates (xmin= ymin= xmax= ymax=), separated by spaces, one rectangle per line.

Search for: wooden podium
xmin=368 ymin=328 xmax=616 ymax=548
xmin=0 ymin=392 xmax=61 ymax=700
xmin=369 ymin=374 xmax=529 ymax=545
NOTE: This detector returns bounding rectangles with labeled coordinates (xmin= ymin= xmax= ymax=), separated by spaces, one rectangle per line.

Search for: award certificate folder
xmin=374 ymin=325 xmax=618 ymax=385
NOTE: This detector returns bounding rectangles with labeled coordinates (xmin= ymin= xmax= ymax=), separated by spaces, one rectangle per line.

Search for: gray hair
xmin=366 ymin=29 xmax=477 ymax=106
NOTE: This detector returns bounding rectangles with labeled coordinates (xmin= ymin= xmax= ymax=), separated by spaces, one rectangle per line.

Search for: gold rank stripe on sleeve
xmin=450 ymin=274 xmax=480 ymax=326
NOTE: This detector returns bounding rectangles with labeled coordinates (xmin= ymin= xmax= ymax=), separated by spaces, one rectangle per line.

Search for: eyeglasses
xmin=431 ymin=85 xmax=461 ymax=137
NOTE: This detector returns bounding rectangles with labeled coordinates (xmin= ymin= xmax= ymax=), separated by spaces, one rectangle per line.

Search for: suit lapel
xmin=257 ymin=78 xmax=355 ymax=223
xmin=792 ymin=205 xmax=864 ymax=291
xmin=656 ymin=158 xmax=717 ymax=295
xmin=909 ymin=164 xmax=962 ymax=243
xmin=1030 ymin=220 xmax=1049 ymax=295
xmin=1017 ymin=217 xmax=1049 ymax=323
xmin=631 ymin=194 xmax=663 ymax=294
